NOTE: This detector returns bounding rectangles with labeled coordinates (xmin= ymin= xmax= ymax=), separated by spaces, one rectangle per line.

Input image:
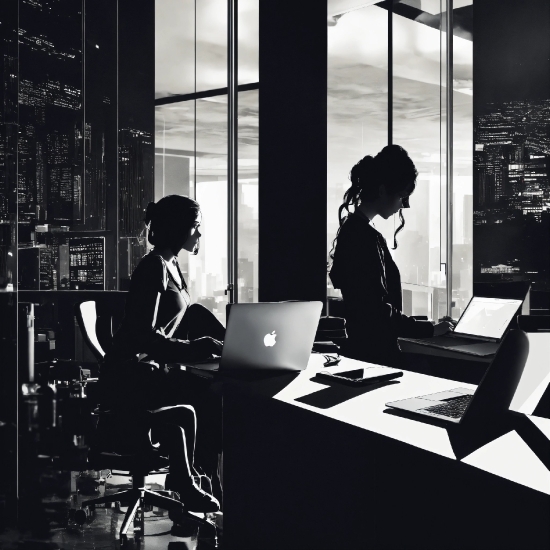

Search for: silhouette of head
xmin=350 ymin=144 xmax=417 ymax=208
xmin=329 ymin=145 xmax=418 ymax=264
xmin=144 ymin=195 xmax=201 ymax=255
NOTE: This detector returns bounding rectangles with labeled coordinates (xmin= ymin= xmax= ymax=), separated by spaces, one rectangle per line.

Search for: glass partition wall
xmin=327 ymin=0 xmax=473 ymax=321
xmin=155 ymin=0 xmax=259 ymax=321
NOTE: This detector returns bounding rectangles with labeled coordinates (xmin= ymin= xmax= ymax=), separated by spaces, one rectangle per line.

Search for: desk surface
xmin=272 ymin=354 xmax=550 ymax=495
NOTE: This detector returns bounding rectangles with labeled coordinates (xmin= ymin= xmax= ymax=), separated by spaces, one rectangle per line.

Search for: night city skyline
xmin=5 ymin=0 xmax=154 ymax=291
xmin=472 ymin=0 xmax=550 ymax=300
xmin=474 ymin=98 xmax=550 ymax=292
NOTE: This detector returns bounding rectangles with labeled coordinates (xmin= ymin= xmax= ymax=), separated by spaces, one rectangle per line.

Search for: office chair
xmin=73 ymin=301 xmax=190 ymax=545
xmin=75 ymin=300 xmax=110 ymax=363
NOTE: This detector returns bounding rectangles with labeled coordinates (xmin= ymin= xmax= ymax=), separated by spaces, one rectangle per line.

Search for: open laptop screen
xmin=455 ymin=297 xmax=523 ymax=339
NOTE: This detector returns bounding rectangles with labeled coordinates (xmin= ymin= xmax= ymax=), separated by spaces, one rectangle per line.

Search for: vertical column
xmin=258 ymin=0 xmax=327 ymax=303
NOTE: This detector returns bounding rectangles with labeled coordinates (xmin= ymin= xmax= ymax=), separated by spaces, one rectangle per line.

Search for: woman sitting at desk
xmin=329 ymin=145 xmax=453 ymax=367
xmin=101 ymin=194 xmax=225 ymax=512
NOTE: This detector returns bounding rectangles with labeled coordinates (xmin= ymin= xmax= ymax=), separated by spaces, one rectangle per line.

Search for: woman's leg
xmin=149 ymin=405 xmax=219 ymax=512
xmin=169 ymin=304 xmax=225 ymax=498
xmin=176 ymin=303 xmax=226 ymax=341
xmin=150 ymin=405 xmax=197 ymax=474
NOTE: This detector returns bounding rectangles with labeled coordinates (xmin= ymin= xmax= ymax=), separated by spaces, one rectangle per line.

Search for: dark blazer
xmin=101 ymin=252 xmax=194 ymax=409
xmin=105 ymin=252 xmax=193 ymax=366
xmin=329 ymin=212 xmax=434 ymax=366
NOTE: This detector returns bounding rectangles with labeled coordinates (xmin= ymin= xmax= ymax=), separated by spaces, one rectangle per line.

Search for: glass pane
xmin=451 ymin=2 xmax=473 ymax=319
xmin=118 ymin=0 xmax=156 ymax=290
xmin=327 ymin=3 xmax=388 ymax=298
xmin=15 ymin=0 xmax=121 ymax=291
xmin=155 ymin=0 xmax=196 ymax=98
xmin=155 ymin=99 xmax=196 ymax=302
xmin=190 ymin=96 xmax=228 ymax=322
xmin=155 ymin=102 xmax=196 ymax=202
xmin=238 ymin=89 xmax=258 ymax=302
xmin=85 ymin=0 xmax=118 ymax=290
xmin=384 ymin=9 xmax=444 ymax=321
xmin=17 ymin=0 xmax=85 ymax=289
xmin=0 ymin=0 xmax=18 ymax=291
xmin=238 ymin=0 xmax=259 ymax=85
xmin=196 ymin=0 xmax=227 ymax=93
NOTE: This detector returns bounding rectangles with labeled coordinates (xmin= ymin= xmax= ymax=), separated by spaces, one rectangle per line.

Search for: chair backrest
xmin=75 ymin=301 xmax=106 ymax=362
xmin=462 ymin=329 xmax=530 ymax=424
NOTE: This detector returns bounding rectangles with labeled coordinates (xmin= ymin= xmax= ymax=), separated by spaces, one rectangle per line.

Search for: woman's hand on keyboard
xmin=439 ymin=315 xmax=458 ymax=328
xmin=433 ymin=321 xmax=454 ymax=337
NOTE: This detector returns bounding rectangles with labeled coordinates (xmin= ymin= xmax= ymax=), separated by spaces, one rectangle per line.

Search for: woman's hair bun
xmin=350 ymin=155 xmax=375 ymax=189
xmin=144 ymin=201 xmax=157 ymax=225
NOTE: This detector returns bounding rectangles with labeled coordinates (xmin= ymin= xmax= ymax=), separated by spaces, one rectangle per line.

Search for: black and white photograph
xmin=0 ymin=1 xmax=549 ymax=549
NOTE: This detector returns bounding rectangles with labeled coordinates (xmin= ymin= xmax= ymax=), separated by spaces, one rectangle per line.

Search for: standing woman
xmin=100 ymin=194 xmax=225 ymax=508
xmin=329 ymin=145 xmax=453 ymax=367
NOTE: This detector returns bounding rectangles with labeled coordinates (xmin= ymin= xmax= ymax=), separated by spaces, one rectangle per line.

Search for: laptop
xmin=400 ymin=296 xmax=523 ymax=356
xmin=180 ymin=301 xmax=323 ymax=374
xmin=509 ymin=332 xmax=550 ymax=416
xmin=385 ymin=329 xmax=529 ymax=424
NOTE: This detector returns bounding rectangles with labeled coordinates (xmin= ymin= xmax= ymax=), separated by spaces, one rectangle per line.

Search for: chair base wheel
xmin=74 ymin=507 xmax=95 ymax=526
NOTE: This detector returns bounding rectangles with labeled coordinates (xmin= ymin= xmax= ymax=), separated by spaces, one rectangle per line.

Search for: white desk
xmin=272 ymin=354 xmax=550 ymax=495
xmin=223 ymin=353 xmax=550 ymax=550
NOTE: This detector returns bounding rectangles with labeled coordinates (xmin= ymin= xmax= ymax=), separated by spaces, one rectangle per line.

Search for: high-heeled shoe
xmin=165 ymin=474 xmax=220 ymax=513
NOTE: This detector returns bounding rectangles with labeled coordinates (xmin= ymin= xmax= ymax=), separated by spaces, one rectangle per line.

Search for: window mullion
xmin=227 ymin=0 xmax=238 ymax=304
xmin=446 ymin=0 xmax=454 ymax=318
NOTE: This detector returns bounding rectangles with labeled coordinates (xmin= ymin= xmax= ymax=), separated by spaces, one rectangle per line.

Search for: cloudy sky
xmin=155 ymin=0 xmax=258 ymax=97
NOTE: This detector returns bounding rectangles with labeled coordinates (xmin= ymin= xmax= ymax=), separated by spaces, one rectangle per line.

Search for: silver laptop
xmin=400 ymin=296 xmax=523 ymax=356
xmin=386 ymin=330 xmax=529 ymax=424
xmin=181 ymin=301 xmax=323 ymax=374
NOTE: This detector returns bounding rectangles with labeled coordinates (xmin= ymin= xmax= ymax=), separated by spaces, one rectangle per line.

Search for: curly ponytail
xmin=328 ymin=144 xmax=418 ymax=268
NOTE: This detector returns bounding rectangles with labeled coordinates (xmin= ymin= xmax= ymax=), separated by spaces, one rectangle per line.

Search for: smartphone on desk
xmin=316 ymin=364 xmax=403 ymax=386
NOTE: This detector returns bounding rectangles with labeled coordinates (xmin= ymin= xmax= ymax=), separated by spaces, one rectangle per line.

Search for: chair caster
xmin=74 ymin=505 xmax=95 ymax=525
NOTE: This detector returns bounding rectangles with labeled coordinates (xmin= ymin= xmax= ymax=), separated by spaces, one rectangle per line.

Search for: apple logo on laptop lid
xmin=264 ymin=330 xmax=276 ymax=347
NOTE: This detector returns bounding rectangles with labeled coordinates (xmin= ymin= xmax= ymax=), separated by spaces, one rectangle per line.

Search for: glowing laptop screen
xmin=455 ymin=297 xmax=523 ymax=339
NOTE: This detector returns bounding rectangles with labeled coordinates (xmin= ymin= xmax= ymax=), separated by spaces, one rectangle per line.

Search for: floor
xmin=0 ymin=474 xmax=222 ymax=550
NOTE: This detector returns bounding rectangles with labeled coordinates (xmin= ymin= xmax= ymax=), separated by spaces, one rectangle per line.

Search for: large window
xmin=13 ymin=0 xmax=121 ymax=292
xmin=327 ymin=0 xmax=473 ymax=321
xmin=155 ymin=0 xmax=258 ymax=321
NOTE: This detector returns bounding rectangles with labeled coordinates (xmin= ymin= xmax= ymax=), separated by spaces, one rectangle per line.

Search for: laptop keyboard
xmin=421 ymin=394 xmax=473 ymax=418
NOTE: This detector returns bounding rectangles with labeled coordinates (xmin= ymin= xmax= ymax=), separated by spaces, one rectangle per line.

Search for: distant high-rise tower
xmin=119 ymin=128 xmax=154 ymax=239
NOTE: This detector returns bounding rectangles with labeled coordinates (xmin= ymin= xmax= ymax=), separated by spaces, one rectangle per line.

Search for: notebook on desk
xmin=400 ymin=296 xmax=523 ymax=356
xmin=386 ymin=329 xmax=529 ymax=424
xmin=180 ymin=301 xmax=323 ymax=375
